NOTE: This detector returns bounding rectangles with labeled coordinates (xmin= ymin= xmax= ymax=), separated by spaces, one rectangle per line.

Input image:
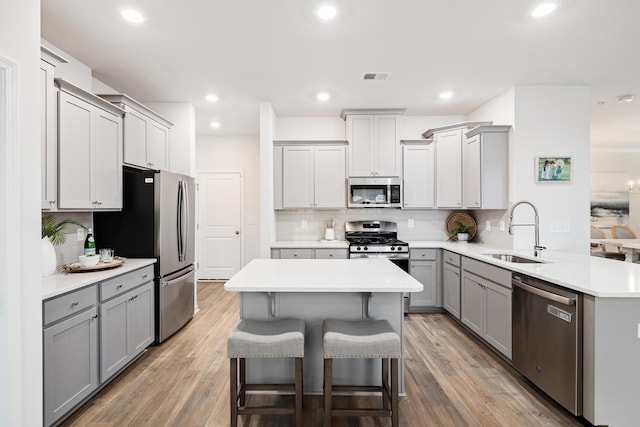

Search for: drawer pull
xmin=92 ymin=314 xmax=98 ymax=319
xmin=142 ymin=274 xmax=149 ymax=279
xmin=117 ymin=284 xmax=123 ymax=289
xmin=71 ymin=300 xmax=79 ymax=306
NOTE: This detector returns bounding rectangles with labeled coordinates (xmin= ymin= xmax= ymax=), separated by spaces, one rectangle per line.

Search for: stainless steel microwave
xmin=348 ymin=177 xmax=402 ymax=208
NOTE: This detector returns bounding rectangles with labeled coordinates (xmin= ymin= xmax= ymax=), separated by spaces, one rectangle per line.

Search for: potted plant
xmin=449 ymin=222 xmax=473 ymax=242
xmin=41 ymin=215 xmax=85 ymax=276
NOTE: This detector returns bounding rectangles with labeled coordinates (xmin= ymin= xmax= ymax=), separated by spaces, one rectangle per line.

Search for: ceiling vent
xmin=362 ymin=72 xmax=391 ymax=81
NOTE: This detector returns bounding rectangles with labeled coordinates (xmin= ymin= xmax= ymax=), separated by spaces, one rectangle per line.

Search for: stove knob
xmin=390 ymin=246 xmax=395 ymax=251
xmin=364 ymin=246 xmax=368 ymax=251
xmin=356 ymin=246 xmax=361 ymax=251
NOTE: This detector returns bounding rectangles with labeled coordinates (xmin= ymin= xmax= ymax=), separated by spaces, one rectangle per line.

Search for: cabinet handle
xmin=71 ymin=300 xmax=79 ymax=306
xmin=329 ymin=254 xmax=333 ymax=257
xmin=142 ymin=274 xmax=148 ymax=279
xmin=117 ymin=284 xmax=123 ymax=289
xmin=293 ymin=253 xmax=298 ymax=257
xmin=92 ymin=314 xmax=98 ymax=319
xmin=49 ymin=200 xmax=56 ymax=204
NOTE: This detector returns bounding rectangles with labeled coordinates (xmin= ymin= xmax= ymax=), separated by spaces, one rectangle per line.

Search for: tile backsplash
xmin=42 ymin=212 xmax=93 ymax=267
xmin=276 ymin=208 xmax=455 ymax=241
xmin=276 ymin=208 xmax=514 ymax=247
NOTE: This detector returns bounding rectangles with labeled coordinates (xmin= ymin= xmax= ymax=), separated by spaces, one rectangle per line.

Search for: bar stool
xmin=322 ymin=319 xmax=401 ymax=427
xmin=227 ymin=318 xmax=305 ymax=427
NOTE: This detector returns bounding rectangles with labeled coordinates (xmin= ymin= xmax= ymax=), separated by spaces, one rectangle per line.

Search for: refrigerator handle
xmin=183 ymin=180 xmax=189 ymax=263
xmin=177 ymin=180 xmax=184 ymax=261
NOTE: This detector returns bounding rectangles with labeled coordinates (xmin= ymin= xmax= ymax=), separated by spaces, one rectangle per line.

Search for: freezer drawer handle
xmin=512 ymin=278 xmax=575 ymax=306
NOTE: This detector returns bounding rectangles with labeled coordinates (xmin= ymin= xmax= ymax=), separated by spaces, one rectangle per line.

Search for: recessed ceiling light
xmin=205 ymin=94 xmax=219 ymax=103
xmin=317 ymin=92 xmax=330 ymax=101
xmin=121 ymin=9 xmax=145 ymax=24
xmin=316 ymin=4 xmax=337 ymax=20
xmin=209 ymin=121 xmax=221 ymax=129
xmin=530 ymin=2 xmax=558 ymax=18
xmin=439 ymin=91 xmax=453 ymax=100
xmin=617 ymin=94 xmax=634 ymax=103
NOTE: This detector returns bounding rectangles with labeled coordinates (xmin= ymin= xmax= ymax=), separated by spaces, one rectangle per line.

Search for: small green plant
xmin=449 ymin=222 xmax=473 ymax=240
xmin=41 ymin=215 xmax=86 ymax=246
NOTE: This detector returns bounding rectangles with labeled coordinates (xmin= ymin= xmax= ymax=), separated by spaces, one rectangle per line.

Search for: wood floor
xmin=61 ymin=282 xmax=586 ymax=427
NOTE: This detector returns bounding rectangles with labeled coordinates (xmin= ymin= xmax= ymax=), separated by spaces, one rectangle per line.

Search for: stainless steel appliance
xmin=348 ymin=177 xmax=402 ymax=208
xmin=345 ymin=221 xmax=410 ymax=311
xmin=512 ymin=274 xmax=582 ymax=416
xmin=94 ymin=167 xmax=196 ymax=343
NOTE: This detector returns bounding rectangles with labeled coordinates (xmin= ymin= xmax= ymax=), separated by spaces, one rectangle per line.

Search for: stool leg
xmin=239 ymin=358 xmax=246 ymax=407
xmin=230 ymin=358 xmax=238 ymax=427
xmin=323 ymin=358 xmax=332 ymax=427
xmin=382 ymin=357 xmax=389 ymax=410
xmin=391 ymin=358 xmax=399 ymax=427
xmin=295 ymin=357 xmax=303 ymax=426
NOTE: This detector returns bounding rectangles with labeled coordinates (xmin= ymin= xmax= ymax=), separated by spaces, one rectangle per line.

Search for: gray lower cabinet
xmin=460 ymin=256 xmax=512 ymax=359
xmin=43 ymin=287 xmax=99 ymax=427
xmin=408 ymin=249 xmax=441 ymax=312
xmin=43 ymin=265 xmax=155 ymax=426
xmin=443 ymin=251 xmax=461 ymax=319
xmin=100 ymin=280 xmax=154 ymax=382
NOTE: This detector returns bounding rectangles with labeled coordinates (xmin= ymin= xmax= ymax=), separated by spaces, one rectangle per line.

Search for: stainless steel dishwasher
xmin=512 ymin=274 xmax=582 ymax=416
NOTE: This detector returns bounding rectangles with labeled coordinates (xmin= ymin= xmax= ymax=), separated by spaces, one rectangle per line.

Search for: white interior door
xmin=198 ymin=172 xmax=242 ymax=280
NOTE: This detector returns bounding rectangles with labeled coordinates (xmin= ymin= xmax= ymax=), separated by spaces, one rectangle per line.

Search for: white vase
xmin=457 ymin=232 xmax=469 ymax=242
xmin=41 ymin=236 xmax=57 ymax=276
xmin=325 ymin=228 xmax=335 ymax=241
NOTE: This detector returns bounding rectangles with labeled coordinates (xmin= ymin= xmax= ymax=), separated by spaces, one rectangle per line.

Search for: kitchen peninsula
xmin=223 ymin=258 xmax=423 ymax=393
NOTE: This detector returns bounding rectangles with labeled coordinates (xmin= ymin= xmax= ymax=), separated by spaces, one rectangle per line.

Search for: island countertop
xmin=223 ymin=258 xmax=423 ymax=293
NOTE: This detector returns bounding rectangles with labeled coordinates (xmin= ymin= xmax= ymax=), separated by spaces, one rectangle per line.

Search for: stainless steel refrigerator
xmin=94 ymin=167 xmax=195 ymax=343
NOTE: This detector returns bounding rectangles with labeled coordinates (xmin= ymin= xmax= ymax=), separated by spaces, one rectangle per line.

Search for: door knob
xmin=235 ymin=231 xmax=240 ymax=235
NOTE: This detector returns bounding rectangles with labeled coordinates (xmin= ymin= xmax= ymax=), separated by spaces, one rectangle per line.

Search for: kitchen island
xmin=224 ymin=258 xmax=423 ymax=393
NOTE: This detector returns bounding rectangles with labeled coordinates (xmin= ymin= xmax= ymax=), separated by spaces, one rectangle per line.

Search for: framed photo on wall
xmin=535 ymin=156 xmax=571 ymax=183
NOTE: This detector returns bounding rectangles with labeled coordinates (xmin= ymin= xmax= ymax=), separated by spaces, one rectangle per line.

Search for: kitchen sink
xmin=485 ymin=254 xmax=545 ymax=264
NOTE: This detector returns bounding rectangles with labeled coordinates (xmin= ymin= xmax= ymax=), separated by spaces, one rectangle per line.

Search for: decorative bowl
xmin=78 ymin=254 xmax=100 ymax=267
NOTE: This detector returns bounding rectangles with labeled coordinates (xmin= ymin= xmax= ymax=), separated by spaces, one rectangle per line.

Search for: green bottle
xmin=84 ymin=228 xmax=96 ymax=256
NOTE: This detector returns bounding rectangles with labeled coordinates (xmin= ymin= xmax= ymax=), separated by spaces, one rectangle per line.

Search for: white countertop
xmin=42 ymin=258 xmax=156 ymax=300
xmin=224 ymin=258 xmax=423 ymax=293
xmin=271 ymin=240 xmax=349 ymax=249
xmin=408 ymin=240 xmax=640 ymax=298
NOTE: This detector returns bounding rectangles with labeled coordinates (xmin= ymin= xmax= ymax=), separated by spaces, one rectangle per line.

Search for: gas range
xmin=345 ymin=221 xmax=409 ymax=259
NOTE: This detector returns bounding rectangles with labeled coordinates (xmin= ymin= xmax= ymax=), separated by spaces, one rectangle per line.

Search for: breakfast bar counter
xmin=224 ymin=258 xmax=423 ymax=393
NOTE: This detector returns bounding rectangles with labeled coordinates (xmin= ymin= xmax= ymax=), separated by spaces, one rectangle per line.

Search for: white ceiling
xmin=41 ymin=0 xmax=640 ymax=146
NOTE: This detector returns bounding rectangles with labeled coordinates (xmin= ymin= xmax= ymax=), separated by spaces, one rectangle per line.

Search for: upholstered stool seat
xmin=228 ymin=318 xmax=305 ymax=427
xmin=322 ymin=319 xmax=401 ymax=427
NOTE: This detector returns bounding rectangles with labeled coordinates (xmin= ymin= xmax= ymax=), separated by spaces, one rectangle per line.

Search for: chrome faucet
xmin=508 ymin=200 xmax=546 ymax=257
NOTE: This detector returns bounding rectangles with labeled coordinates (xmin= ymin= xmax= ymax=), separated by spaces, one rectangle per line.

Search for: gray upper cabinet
xmin=422 ymin=121 xmax=492 ymax=209
xmin=100 ymin=94 xmax=172 ymax=171
xmin=346 ymin=114 xmax=400 ymax=178
xmin=402 ymin=142 xmax=435 ymax=208
xmin=56 ymin=79 xmax=124 ymax=210
xmin=463 ymin=125 xmax=510 ymax=209
xmin=41 ymin=59 xmax=58 ymax=211
xmin=434 ymin=128 xmax=464 ymax=208
xmin=277 ymin=142 xmax=346 ymax=209
xmin=43 ymin=286 xmax=99 ymax=427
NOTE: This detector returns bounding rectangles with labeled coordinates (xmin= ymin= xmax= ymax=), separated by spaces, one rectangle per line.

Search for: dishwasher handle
xmin=512 ymin=277 xmax=575 ymax=306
